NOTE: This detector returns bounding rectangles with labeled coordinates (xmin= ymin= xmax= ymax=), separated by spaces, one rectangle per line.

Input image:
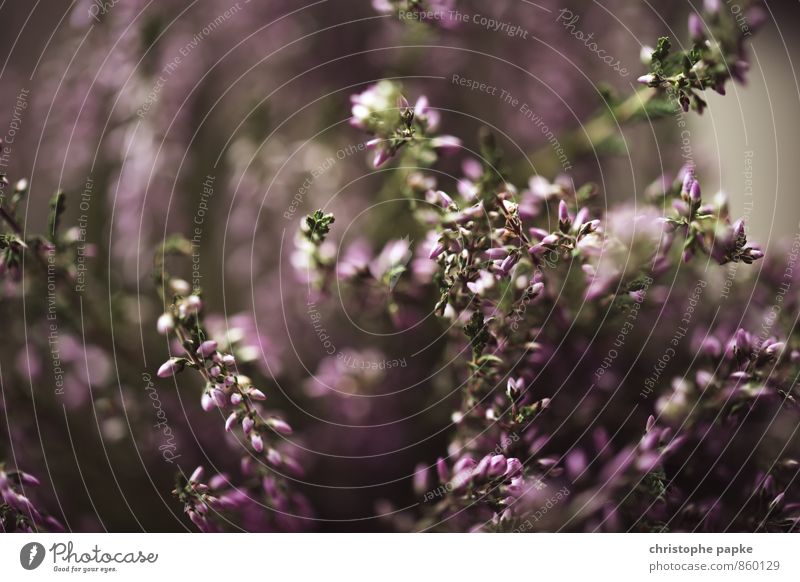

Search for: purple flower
xmin=251 ymin=433 xmax=264 ymax=453
xmin=436 ymin=458 xmax=449 ymax=483
xmin=505 ymin=458 xmax=523 ymax=477
xmin=189 ymin=466 xmax=204 ymax=483
xmin=157 ymin=313 xmax=174 ymax=335
xmin=430 ymin=135 xmax=461 ymax=153
xmin=225 ymin=412 xmax=237 ymax=432
xmin=497 ymin=254 xmax=519 ymax=277
xmin=201 ymin=392 xmax=214 ymax=412
xmin=506 ymin=476 xmax=525 ymax=497
xmin=211 ymin=389 xmax=227 ymax=408
xmin=429 ymin=243 xmax=446 ymax=260
xmin=157 ymin=358 xmax=185 ymax=378
xmin=413 ymin=464 xmax=429 ymax=496
xmin=734 ymin=328 xmax=751 ymax=360
xmin=242 ymin=417 xmax=255 ymax=434
xmin=196 ymin=340 xmax=218 ymax=358
xmin=436 ymin=190 xmax=455 ymax=209
xmin=488 ymin=455 xmax=507 ymax=478
xmin=397 ymin=94 xmax=410 ymax=114
xmin=248 ymin=388 xmax=267 ymax=401
xmin=484 ymin=247 xmax=509 ymax=260
xmin=746 ymin=6 xmax=768 ymax=32
xmin=473 ymin=455 xmax=491 ymax=481
xmin=266 ymin=448 xmax=282 ymax=467
xmin=688 ymin=13 xmax=705 ymax=42
xmin=689 ymin=180 xmax=702 ymax=205
xmin=268 ymin=418 xmax=293 ymax=435
xmin=732 ymin=219 xmax=745 ymax=242
xmin=373 ymin=147 xmax=391 ymax=168
xmin=558 ymin=200 xmax=571 ymax=231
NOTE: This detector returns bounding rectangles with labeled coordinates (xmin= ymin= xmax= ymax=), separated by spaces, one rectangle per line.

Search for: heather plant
xmin=290 ymin=0 xmax=798 ymax=532
xmin=1 ymin=464 xmax=62 ymax=532
xmin=154 ymin=237 xmax=310 ymax=531
xmin=1 ymin=0 xmax=797 ymax=534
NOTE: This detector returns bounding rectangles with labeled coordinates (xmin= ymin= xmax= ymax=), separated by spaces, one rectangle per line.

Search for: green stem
xmin=524 ymin=87 xmax=656 ymax=176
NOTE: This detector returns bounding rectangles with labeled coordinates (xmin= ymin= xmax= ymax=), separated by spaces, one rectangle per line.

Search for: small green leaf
xmin=47 ymin=190 xmax=66 ymax=242
xmin=302 ymin=209 xmax=335 ymax=244
xmin=651 ymin=37 xmax=671 ymax=69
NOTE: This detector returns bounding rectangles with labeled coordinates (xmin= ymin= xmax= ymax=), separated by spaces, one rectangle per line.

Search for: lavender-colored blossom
xmin=689 ymin=13 xmax=705 ymax=42
xmin=157 ymin=358 xmax=185 ymax=378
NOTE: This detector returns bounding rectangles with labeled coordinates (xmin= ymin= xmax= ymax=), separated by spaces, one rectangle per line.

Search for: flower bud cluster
xmin=155 ymin=248 xmax=305 ymax=530
xmin=0 ymin=464 xmax=63 ymax=532
xmin=637 ymin=2 xmax=766 ymax=113
xmin=350 ymin=81 xmax=460 ymax=167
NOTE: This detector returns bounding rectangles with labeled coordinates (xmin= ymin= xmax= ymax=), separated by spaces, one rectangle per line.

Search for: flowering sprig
xmin=638 ymin=1 xmax=766 ymax=113
xmin=660 ymin=166 xmax=763 ymax=264
xmin=342 ymin=73 xmax=777 ymax=531
xmin=520 ymin=2 xmax=763 ymax=175
xmin=173 ymin=463 xmax=311 ymax=533
xmin=172 ymin=466 xmax=221 ymax=532
xmin=295 ymin=210 xmax=424 ymax=324
xmin=752 ymin=459 xmax=800 ymax=532
xmin=350 ymin=81 xmax=459 ymax=167
xmin=414 ymin=453 xmax=530 ymax=528
xmin=636 ymin=324 xmax=799 ymax=532
xmin=656 ymin=327 xmax=791 ymax=427
xmin=0 ymin=174 xmax=71 ymax=283
xmin=154 ymin=236 xmax=307 ymax=531
xmin=302 ymin=209 xmax=335 ymax=243
xmin=171 ymin=465 xmax=308 ymax=532
xmin=293 ymin=209 xmax=336 ymax=292
xmin=0 ymin=464 xmax=62 ymax=532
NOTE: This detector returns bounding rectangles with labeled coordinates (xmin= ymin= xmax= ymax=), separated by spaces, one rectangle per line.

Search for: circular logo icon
xmin=20 ymin=542 xmax=46 ymax=570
